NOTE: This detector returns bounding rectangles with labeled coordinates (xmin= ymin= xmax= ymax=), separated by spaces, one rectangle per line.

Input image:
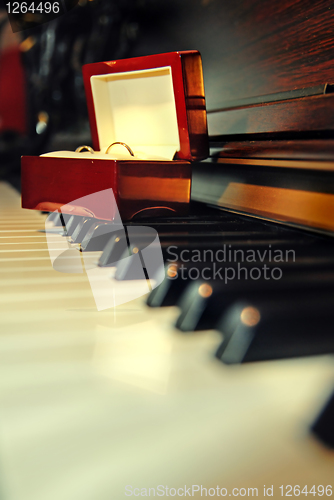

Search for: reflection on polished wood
xmin=217 ymin=157 xmax=334 ymax=172
xmin=208 ymin=94 xmax=334 ymax=137
xmin=21 ymin=157 xmax=192 ymax=220
xmin=192 ymin=161 xmax=334 ymax=235
xmin=217 ymin=183 xmax=334 ymax=233
xmin=214 ymin=157 xmax=334 ymax=232
xmin=215 ymin=140 xmax=334 ymax=161
xmin=118 ymin=176 xmax=191 ymax=202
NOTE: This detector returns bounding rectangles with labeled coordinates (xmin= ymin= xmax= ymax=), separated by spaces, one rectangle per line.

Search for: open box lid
xmin=82 ymin=51 xmax=209 ymax=162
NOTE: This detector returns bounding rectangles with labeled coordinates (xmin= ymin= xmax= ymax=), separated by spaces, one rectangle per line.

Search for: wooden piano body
xmin=1 ymin=0 xmax=334 ymax=498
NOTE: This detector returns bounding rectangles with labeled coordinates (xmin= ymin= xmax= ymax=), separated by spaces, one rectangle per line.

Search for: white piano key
xmin=0 ymin=182 xmax=333 ymax=500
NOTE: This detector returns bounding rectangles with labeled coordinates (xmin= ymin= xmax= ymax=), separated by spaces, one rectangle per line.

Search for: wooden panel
xmin=212 ymin=139 xmax=334 ymax=160
xmin=133 ymin=0 xmax=334 ymax=110
xmin=207 ymin=94 xmax=334 ymax=137
xmin=21 ymin=156 xmax=119 ymax=220
xmin=21 ymin=156 xmax=191 ymax=220
xmin=216 ymin=158 xmax=334 ymax=172
xmin=191 ymin=161 xmax=334 ymax=234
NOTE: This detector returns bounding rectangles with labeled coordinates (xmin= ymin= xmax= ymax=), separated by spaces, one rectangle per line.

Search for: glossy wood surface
xmin=214 ymin=140 xmax=334 ymax=161
xmin=21 ymin=156 xmax=191 ymax=220
xmin=83 ymin=51 xmax=209 ymax=161
xmin=192 ymin=161 xmax=334 ymax=234
xmin=133 ymin=0 xmax=334 ymax=111
xmin=207 ymin=94 xmax=334 ymax=138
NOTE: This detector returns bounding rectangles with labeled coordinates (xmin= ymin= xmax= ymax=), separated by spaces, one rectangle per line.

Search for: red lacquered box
xmin=21 ymin=50 xmax=208 ymax=220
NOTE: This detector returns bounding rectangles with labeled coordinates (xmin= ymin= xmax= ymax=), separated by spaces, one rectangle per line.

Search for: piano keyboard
xmin=0 ymin=181 xmax=334 ymax=500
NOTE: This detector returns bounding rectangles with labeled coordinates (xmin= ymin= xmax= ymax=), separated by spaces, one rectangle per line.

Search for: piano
xmin=0 ymin=0 xmax=334 ymax=498
xmin=0 ymin=180 xmax=333 ymax=500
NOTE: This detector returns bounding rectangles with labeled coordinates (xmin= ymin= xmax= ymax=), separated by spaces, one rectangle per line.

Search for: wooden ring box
xmin=21 ymin=51 xmax=209 ymax=220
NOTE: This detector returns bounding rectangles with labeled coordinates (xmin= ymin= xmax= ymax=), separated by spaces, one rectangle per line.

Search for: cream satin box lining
xmin=42 ymin=66 xmax=180 ymax=161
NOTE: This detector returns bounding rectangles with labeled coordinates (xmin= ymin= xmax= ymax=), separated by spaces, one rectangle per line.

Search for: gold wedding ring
xmin=75 ymin=143 xmax=135 ymax=156
xmin=75 ymin=145 xmax=95 ymax=153
xmin=106 ymin=142 xmax=134 ymax=156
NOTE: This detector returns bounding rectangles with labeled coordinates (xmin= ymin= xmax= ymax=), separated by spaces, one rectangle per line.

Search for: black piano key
xmin=120 ymin=233 xmax=322 ymax=264
xmin=58 ymin=213 xmax=73 ymax=227
xmin=157 ymin=230 xmax=273 ymax=239
xmin=114 ymin=232 xmax=329 ymax=282
xmin=99 ymin=222 xmax=301 ymax=267
xmin=70 ymin=217 xmax=96 ymax=243
xmin=62 ymin=215 xmax=75 ymax=235
xmin=115 ymin=249 xmax=150 ymax=281
xmin=175 ymin=266 xmax=334 ymax=331
xmin=46 ymin=211 xmax=63 ymax=226
xmin=125 ymin=218 xmax=272 ymax=233
xmin=98 ymin=231 xmax=129 ymax=266
xmin=160 ymin=237 xmax=321 ymax=264
xmin=311 ymin=390 xmax=334 ymax=449
xmin=147 ymin=250 xmax=334 ymax=310
xmin=114 ymin=236 xmax=164 ymax=281
xmin=98 ymin=226 xmax=160 ymax=267
xmin=63 ymin=215 xmax=84 ymax=237
xmin=80 ymin=222 xmax=124 ymax=252
xmin=127 ymin=205 xmax=328 ymax=241
xmin=146 ymin=268 xmax=189 ymax=307
xmin=80 ymin=222 xmax=114 ymax=252
xmin=215 ymin=292 xmax=334 ymax=364
xmin=169 ymin=252 xmax=334 ymax=281
xmin=40 ymin=212 xmax=73 ymax=234
xmin=99 ymin=231 xmax=272 ymax=268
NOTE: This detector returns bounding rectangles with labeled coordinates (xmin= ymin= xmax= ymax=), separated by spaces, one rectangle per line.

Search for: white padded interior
xmin=41 ymin=150 xmax=171 ymax=161
xmin=42 ymin=66 xmax=180 ymax=161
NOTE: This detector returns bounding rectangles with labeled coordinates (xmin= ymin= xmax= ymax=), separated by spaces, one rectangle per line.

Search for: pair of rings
xmin=75 ymin=142 xmax=134 ymax=156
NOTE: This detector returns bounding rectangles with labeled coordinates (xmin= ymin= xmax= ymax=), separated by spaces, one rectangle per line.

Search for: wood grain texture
xmin=21 ymin=156 xmax=191 ymax=221
xmin=191 ymin=161 xmax=334 ymax=234
xmin=133 ymin=0 xmax=334 ymax=110
xmin=216 ymin=158 xmax=334 ymax=172
xmin=214 ymin=139 xmax=334 ymax=160
xmin=205 ymin=0 xmax=334 ymax=107
xmin=207 ymin=94 xmax=334 ymax=137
